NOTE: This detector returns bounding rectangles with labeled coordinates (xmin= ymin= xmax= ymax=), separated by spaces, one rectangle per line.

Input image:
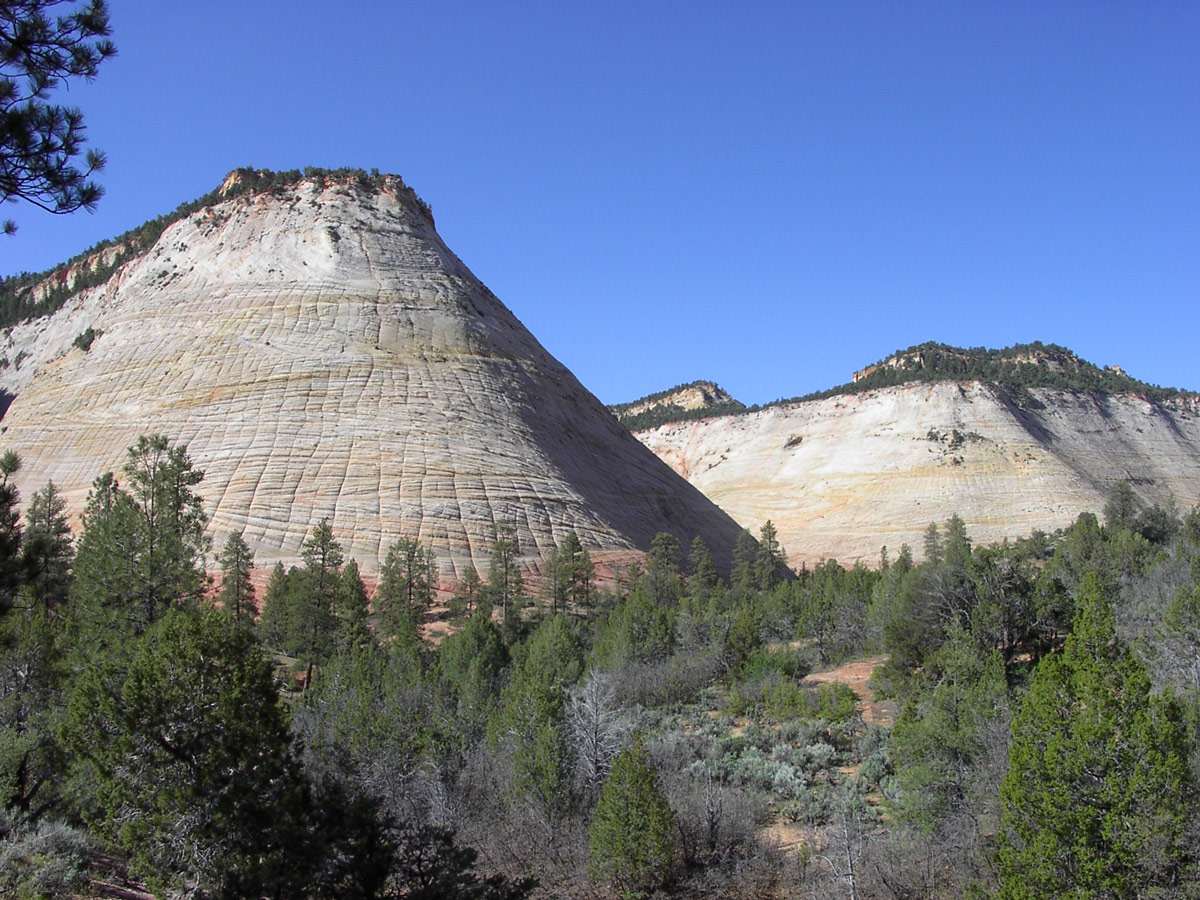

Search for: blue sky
xmin=3 ymin=2 xmax=1197 ymax=405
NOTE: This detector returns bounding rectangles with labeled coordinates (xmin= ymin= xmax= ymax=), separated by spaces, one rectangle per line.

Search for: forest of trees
xmin=3 ymin=434 xmax=1200 ymax=899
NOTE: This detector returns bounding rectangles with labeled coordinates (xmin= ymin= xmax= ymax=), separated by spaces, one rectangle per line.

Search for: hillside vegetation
xmin=0 ymin=167 xmax=431 ymax=328
xmin=609 ymin=380 xmax=747 ymax=430
xmin=616 ymin=342 xmax=1190 ymax=430
xmin=4 ymin=434 xmax=1200 ymax=899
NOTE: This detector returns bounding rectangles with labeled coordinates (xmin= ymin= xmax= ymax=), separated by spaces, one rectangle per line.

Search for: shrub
xmin=72 ymin=327 xmax=100 ymax=352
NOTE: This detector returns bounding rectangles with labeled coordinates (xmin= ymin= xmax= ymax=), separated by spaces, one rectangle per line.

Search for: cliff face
xmin=0 ymin=172 xmax=745 ymax=577
xmin=634 ymin=382 xmax=1200 ymax=566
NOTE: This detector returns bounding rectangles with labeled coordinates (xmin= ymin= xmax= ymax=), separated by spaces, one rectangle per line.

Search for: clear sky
xmin=3 ymin=2 xmax=1197 ymax=405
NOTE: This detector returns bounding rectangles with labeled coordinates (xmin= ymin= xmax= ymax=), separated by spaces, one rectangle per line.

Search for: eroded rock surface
xmin=635 ymin=383 xmax=1200 ymax=566
xmin=0 ymin=173 xmax=744 ymax=577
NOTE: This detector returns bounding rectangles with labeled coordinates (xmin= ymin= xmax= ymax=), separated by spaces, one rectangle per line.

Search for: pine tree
xmin=996 ymin=573 xmax=1192 ymax=899
xmin=295 ymin=518 xmax=343 ymax=682
xmin=216 ymin=532 xmax=255 ymax=627
xmin=486 ymin=522 xmax=524 ymax=630
xmin=0 ymin=0 xmax=116 ymax=235
xmin=64 ymin=607 xmax=312 ymax=898
xmin=67 ymin=436 xmax=208 ymax=653
xmin=644 ymin=531 xmax=682 ymax=606
xmin=588 ymin=738 xmax=677 ymax=896
xmin=335 ymin=559 xmax=373 ymax=653
xmin=20 ymin=480 xmax=73 ymax=609
xmin=447 ymin=563 xmax=482 ymax=618
xmin=0 ymin=451 xmax=23 ymax=618
xmin=378 ymin=536 xmax=436 ymax=638
xmin=754 ymin=520 xmax=786 ymax=590
xmin=730 ymin=529 xmax=758 ymax=599
xmin=257 ymin=561 xmax=293 ymax=648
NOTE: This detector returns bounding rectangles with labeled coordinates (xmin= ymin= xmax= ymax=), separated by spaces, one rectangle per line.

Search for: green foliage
xmin=335 ymin=559 xmax=373 ymax=653
xmin=607 ymin=380 xmax=746 ymax=430
xmin=996 ymin=574 xmax=1192 ymax=899
xmin=20 ymin=480 xmax=73 ymax=609
xmin=777 ymin=340 xmax=1187 ymax=406
xmin=792 ymin=558 xmax=878 ymax=665
xmin=0 ymin=0 xmax=115 ymax=236
xmin=66 ymin=436 xmax=208 ymax=653
xmin=437 ymin=612 xmax=509 ymax=733
xmin=754 ymin=520 xmax=787 ymax=590
xmin=596 ymin=587 xmax=676 ymax=666
xmin=64 ymin=607 xmax=312 ymax=898
xmin=0 ymin=594 xmax=66 ymax=825
xmin=888 ymin=626 xmax=1010 ymax=832
xmin=216 ymin=531 xmax=254 ymax=626
xmin=542 ymin=530 xmax=593 ymax=614
xmin=0 ymin=165 xmax=431 ymax=326
xmin=70 ymin=326 xmax=99 ymax=352
xmin=448 ymin=563 xmax=482 ymax=618
xmin=485 ymin=521 xmax=525 ymax=632
xmin=588 ymin=738 xmax=677 ymax=896
xmin=296 ymin=642 xmax=437 ymax=825
xmin=377 ymin=535 xmax=437 ymax=638
xmin=0 ymin=452 xmax=23 ymax=619
xmin=488 ymin=615 xmax=584 ymax=811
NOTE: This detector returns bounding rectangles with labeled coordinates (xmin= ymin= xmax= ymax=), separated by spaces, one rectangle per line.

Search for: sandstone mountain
xmin=0 ymin=169 xmax=745 ymax=578
xmin=609 ymin=380 xmax=743 ymax=428
xmin=630 ymin=347 xmax=1200 ymax=567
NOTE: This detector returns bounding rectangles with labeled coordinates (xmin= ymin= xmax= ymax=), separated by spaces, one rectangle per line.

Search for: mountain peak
xmin=0 ymin=170 xmax=744 ymax=577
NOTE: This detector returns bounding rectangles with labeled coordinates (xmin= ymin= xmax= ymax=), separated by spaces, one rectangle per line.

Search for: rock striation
xmin=634 ymin=382 xmax=1200 ymax=567
xmin=0 ymin=171 xmax=745 ymax=578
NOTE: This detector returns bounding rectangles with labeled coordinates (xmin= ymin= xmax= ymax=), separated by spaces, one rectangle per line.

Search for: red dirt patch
xmin=802 ymin=655 xmax=896 ymax=727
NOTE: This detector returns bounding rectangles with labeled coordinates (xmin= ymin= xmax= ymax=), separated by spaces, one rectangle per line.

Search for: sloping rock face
xmin=620 ymin=381 xmax=735 ymax=418
xmin=0 ymin=172 xmax=745 ymax=577
xmin=634 ymin=382 xmax=1200 ymax=566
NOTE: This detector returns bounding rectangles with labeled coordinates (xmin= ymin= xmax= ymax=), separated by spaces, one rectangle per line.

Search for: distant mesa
xmin=626 ymin=343 xmax=1200 ymax=568
xmin=609 ymin=380 xmax=746 ymax=431
xmin=0 ymin=168 xmax=746 ymax=579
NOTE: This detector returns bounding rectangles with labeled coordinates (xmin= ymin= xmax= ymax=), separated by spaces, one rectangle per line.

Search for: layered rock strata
xmin=0 ymin=172 xmax=745 ymax=577
xmin=635 ymin=383 xmax=1200 ymax=566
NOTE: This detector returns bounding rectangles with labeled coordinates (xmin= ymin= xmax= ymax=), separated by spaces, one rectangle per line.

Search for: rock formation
xmin=0 ymin=170 xmax=745 ymax=578
xmin=634 ymin=382 xmax=1200 ymax=567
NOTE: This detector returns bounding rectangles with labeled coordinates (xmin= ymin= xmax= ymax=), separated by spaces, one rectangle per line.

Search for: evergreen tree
xmin=730 ymin=529 xmax=758 ymax=598
xmin=889 ymin=624 xmax=1010 ymax=836
xmin=335 ymin=559 xmax=373 ymax=653
xmin=0 ymin=0 xmax=116 ymax=235
xmin=490 ymin=615 xmax=582 ymax=815
xmin=378 ymin=536 xmax=436 ymax=638
xmin=294 ymin=518 xmax=344 ymax=682
xmin=258 ymin=561 xmax=293 ymax=648
xmin=0 ymin=477 xmax=66 ymax=824
xmin=1102 ymin=479 xmax=1139 ymax=533
xmin=448 ymin=563 xmax=482 ymax=619
xmin=996 ymin=573 xmax=1193 ymax=899
xmin=216 ymin=531 xmax=255 ymax=627
xmin=754 ymin=519 xmax=787 ymax=589
xmin=0 ymin=451 xmax=23 ymax=618
xmin=64 ymin=607 xmax=313 ymax=898
xmin=543 ymin=531 xmax=592 ymax=614
xmin=67 ymin=436 xmax=208 ymax=651
xmin=436 ymin=612 xmax=509 ymax=735
xmin=588 ymin=738 xmax=677 ymax=896
xmin=486 ymin=522 xmax=525 ymax=630
xmin=20 ymin=480 xmax=73 ymax=609
xmin=644 ymin=531 xmax=682 ymax=606
xmin=686 ymin=536 xmax=720 ymax=609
